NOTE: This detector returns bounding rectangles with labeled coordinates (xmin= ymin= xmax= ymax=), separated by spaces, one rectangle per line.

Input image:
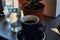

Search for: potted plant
xmin=18 ymin=0 xmax=27 ymax=7
xmin=22 ymin=0 xmax=45 ymax=23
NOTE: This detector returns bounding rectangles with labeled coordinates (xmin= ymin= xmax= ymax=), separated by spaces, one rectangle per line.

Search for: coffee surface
xmin=24 ymin=20 xmax=36 ymax=23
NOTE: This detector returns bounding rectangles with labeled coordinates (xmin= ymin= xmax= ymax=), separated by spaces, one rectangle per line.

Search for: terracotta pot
xmin=22 ymin=3 xmax=45 ymax=24
xmin=18 ymin=0 xmax=26 ymax=7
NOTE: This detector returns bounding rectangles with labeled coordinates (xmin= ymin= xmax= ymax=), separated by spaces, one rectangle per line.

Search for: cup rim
xmin=20 ymin=15 xmax=40 ymax=25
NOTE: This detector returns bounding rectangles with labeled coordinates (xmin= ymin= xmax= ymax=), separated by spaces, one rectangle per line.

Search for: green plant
xmin=26 ymin=0 xmax=42 ymax=9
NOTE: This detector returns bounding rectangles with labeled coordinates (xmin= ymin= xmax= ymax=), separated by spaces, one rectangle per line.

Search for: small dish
xmin=16 ymin=30 xmax=46 ymax=40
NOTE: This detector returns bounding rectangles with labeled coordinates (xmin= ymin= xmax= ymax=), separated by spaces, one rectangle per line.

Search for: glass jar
xmin=10 ymin=8 xmax=22 ymax=32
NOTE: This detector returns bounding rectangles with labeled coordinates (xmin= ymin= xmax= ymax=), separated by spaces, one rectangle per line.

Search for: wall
xmin=56 ymin=0 xmax=60 ymax=17
xmin=14 ymin=0 xmax=19 ymax=8
xmin=42 ymin=0 xmax=56 ymax=17
xmin=5 ymin=0 xmax=13 ymax=5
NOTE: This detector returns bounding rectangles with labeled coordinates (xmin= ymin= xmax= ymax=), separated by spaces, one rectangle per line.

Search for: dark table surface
xmin=0 ymin=16 xmax=19 ymax=40
xmin=1 ymin=15 xmax=60 ymax=40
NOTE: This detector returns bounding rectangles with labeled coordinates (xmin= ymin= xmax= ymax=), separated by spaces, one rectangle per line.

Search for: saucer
xmin=16 ymin=30 xmax=46 ymax=40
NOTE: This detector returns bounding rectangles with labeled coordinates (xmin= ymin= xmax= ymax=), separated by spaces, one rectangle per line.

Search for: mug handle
xmin=38 ymin=24 xmax=46 ymax=32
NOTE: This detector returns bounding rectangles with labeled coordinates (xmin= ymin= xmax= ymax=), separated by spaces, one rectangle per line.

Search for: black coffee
xmin=25 ymin=20 xmax=36 ymax=23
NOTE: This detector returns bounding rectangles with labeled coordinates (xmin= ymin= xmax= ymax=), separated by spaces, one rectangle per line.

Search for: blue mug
xmin=17 ymin=15 xmax=46 ymax=40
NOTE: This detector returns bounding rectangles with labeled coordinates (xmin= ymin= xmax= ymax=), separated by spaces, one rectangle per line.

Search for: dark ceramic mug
xmin=17 ymin=15 xmax=46 ymax=40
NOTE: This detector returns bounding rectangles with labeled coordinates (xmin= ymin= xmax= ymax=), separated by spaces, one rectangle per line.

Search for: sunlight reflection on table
xmin=51 ymin=28 xmax=60 ymax=35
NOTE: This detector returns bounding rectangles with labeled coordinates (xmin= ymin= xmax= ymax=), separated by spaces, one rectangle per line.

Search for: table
xmin=0 ymin=16 xmax=21 ymax=40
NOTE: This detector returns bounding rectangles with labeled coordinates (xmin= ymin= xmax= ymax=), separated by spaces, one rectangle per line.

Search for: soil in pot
xmin=24 ymin=3 xmax=44 ymax=10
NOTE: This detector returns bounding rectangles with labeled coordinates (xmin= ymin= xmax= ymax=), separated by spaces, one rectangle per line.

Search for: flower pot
xmin=18 ymin=0 xmax=27 ymax=7
xmin=22 ymin=3 xmax=45 ymax=24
